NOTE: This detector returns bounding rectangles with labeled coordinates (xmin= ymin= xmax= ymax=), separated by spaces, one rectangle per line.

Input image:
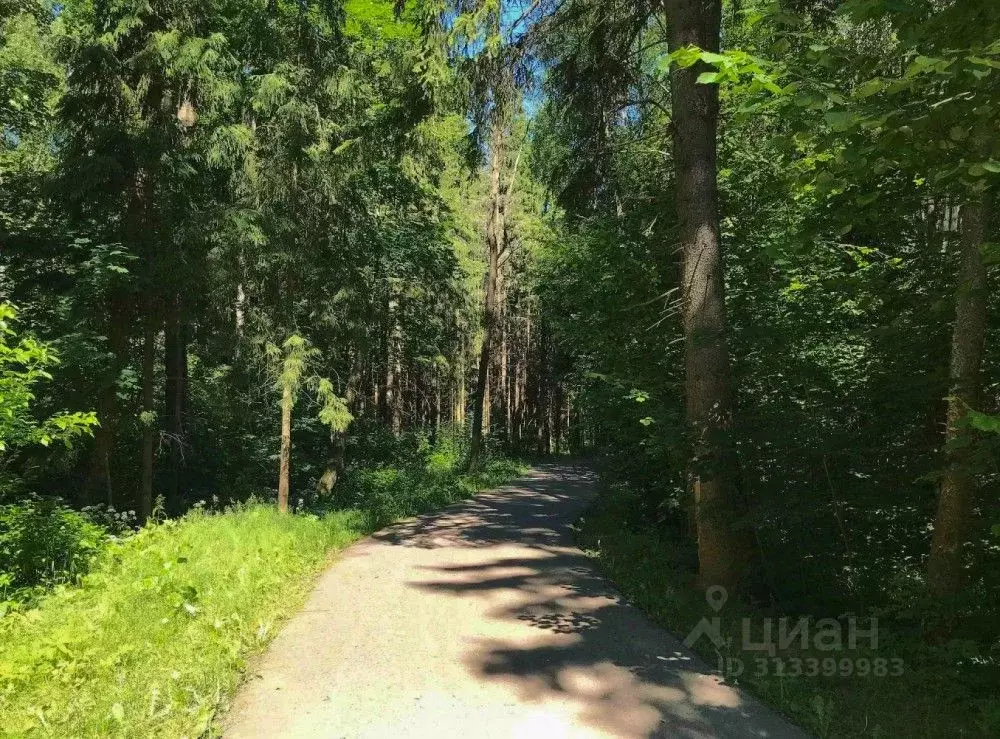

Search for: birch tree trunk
xmin=384 ymin=292 xmax=403 ymax=435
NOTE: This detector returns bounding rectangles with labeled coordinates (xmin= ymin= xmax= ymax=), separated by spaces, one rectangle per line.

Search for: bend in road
xmin=224 ymin=464 xmax=806 ymax=739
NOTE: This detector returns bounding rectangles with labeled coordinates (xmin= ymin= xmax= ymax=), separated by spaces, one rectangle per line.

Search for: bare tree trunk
xmin=517 ymin=308 xmax=531 ymax=451
xmin=383 ymin=292 xmax=403 ymax=435
xmin=393 ymin=327 xmax=404 ymax=433
xmin=278 ymin=384 xmax=293 ymax=513
xmin=553 ymin=383 xmax=564 ymax=455
xmin=459 ymin=347 xmax=467 ymax=427
xmin=87 ymin=293 xmax=128 ymax=505
xmin=434 ymin=370 xmax=442 ymax=442
xmin=501 ymin=312 xmax=510 ymax=441
xmin=534 ymin=330 xmax=549 ymax=455
xmin=372 ymin=354 xmax=381 ymax=415
xmin=470 ymin=309 xmax=494 ymax=466
xmin=454 ymin=342 xmax=466 ymax=427
xmin=470 ymin=114 xmax=508 ymax=468
xmin=666 ymin=0 xmax=754 ymax=592
xmin=140 ymin=310 xmax=157 ymax=521
xmin=536 ymin=326 xmax=551 ymax=455
xmin=928 ymin=199 xmax=989 ymax=597
xmin=379 ymin=301 xmax=390 ymax=425
xmin=484 ymin=366 xmax=492 ymax=436
xmin=568 ymin=395 xmax=583 ymax=455
xmin=546 ymin=382 xmax=555 ymax=455
xmin=164 ymin=294 xmax=187 ymax=503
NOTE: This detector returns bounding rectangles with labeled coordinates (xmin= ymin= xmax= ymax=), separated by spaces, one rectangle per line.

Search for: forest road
xmin=223 ymin=463 xmax=807 ymax=739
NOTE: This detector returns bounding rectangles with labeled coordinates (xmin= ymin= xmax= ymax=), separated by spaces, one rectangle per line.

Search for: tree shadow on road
xmin=372 ymin=465 xmax=596 ymax=549
xmin=411 ymin=549 xmax=801 ymax=738
xmin=379 ymin=464 xmax=804 ymax=738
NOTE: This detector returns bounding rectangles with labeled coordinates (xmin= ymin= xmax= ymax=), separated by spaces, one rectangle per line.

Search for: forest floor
xmin=223 ymin=464 xmax=805 ymax=738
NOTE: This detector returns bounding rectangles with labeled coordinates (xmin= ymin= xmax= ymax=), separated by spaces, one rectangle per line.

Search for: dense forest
xmin=1 ymin=0 xmax=998 ymax=736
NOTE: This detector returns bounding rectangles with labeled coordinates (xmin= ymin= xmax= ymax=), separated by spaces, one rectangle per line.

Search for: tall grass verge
xmin=0 ymin=454 xmax=526 ymax=737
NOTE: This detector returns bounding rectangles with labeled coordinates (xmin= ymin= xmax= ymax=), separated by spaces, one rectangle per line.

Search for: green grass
xmin=574 ymin=485 xmax=996 ymax=739
xmin=335 ymin=456 xmax=527 ymax=527
xmin=0 ymin=457 xmax=526 ymax=738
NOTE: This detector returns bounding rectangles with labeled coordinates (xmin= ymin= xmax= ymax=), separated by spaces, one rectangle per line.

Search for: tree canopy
xmin=1 ymin=0 xmax=998 ymax=734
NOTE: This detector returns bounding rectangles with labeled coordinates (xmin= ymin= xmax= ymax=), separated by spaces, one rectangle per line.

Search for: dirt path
xmin=224 ymin=464 xmax=806 ymax=738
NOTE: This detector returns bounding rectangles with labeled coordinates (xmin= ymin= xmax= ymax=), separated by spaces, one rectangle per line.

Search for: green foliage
xmin=0 ymin=499 xmax=105 ymax=603
xmin=968 ymin=409 xmax=1000 ymax=434
xmin=0 ymin=2 xmax=62 ymax=142
xmin=532 ymin=1 xmax=1000 ymax=733
xmin=1 ymin=0 xmax=998 ymax=733
xmin=268 ymin=335 xmax=353 ymax=433
xmin=0 ymin=304 xmax=97 ymax=454
xmin=666 ymin=45 xmax=784 ymax=95
xmin=1 ymin=0 xmax=485 ymax=513
xmin=333 ymin=428 xmax=526 ymax=526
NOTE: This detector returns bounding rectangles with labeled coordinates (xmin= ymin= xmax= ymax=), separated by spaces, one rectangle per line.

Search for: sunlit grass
xmin=0 ymin=456 xmax=526 ymax=738
xmin=0 ymin=504 xmax=368 ymax=737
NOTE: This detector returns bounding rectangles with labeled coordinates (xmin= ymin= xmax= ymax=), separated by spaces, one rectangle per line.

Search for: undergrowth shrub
xmin=332 ymin=427 xmax=525 ymax=527
xmin=0 ymin=499 xmax=106 ymax=603
xmin=78 ymin=504 xmax=140 ymax=537
xmin=345 ymin=421 xmax=430 ymax=470
xmin=337 ymin=467 xmax=453 ymax=526
xmin=425 ymin=428 xmax=467 ymax=473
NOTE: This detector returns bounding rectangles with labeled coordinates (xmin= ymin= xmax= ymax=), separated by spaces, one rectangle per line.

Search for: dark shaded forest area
xmin=1 ymin=0 xmax=998 ymax=736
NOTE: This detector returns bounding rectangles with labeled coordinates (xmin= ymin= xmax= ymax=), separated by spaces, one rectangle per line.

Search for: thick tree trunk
xmin=928 ymin=200 xmax=989 ymax=597
xmin=278 ymin=384 xmax=293 ymax=513
xmin=666 ymin=0 xmax=754 ymax=592
xmin=140 ymin=311 xmax=157 ymax=521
